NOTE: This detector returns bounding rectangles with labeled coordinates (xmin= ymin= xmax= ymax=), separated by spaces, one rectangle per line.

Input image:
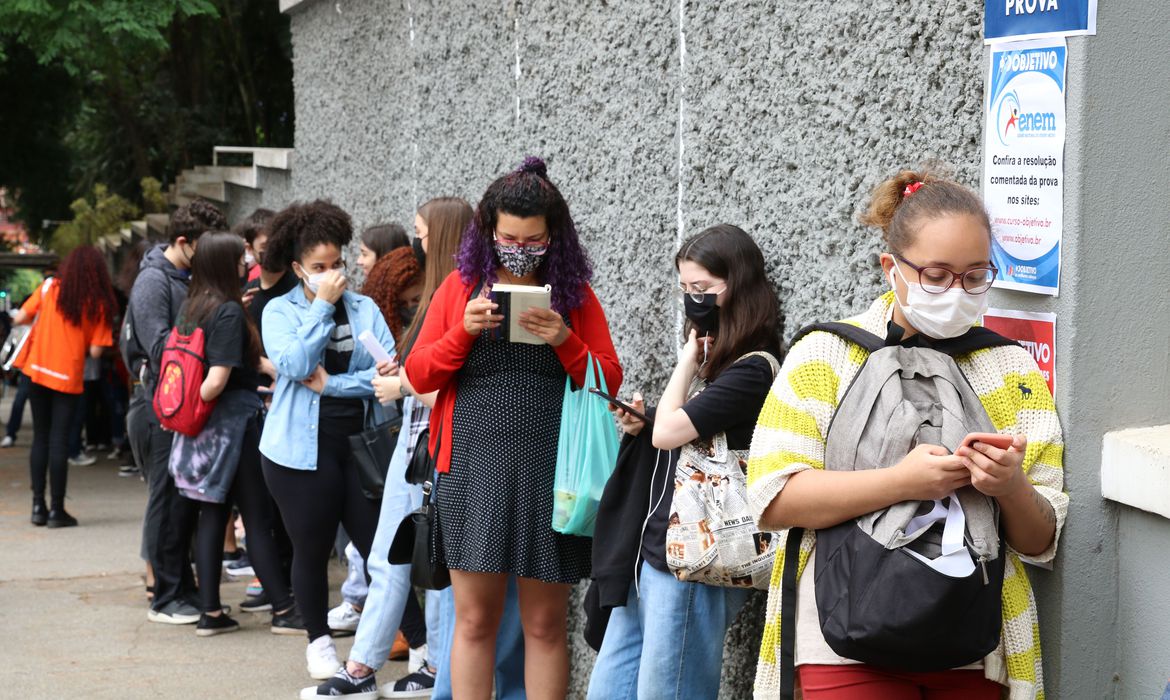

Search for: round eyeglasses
xmin=895 ymin=255 xmax=998 ymax=294
xmin=494 ymin=237 xmax=549 ymax=256
xmin=676 ymin=283 xmax=727 ymax=303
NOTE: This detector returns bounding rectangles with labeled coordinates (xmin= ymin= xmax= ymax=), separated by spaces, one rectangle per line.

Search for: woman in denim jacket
xmin=259 ymin=200 xmax=397 ymax=682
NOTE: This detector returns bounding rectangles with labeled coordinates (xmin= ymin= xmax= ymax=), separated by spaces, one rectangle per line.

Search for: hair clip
xmin=903 ymin=181 xmax=924 ymax=198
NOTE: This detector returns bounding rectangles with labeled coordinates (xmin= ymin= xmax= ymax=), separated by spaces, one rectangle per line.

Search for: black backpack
xmin=778 ymin=322 xmax=1019 ymax=699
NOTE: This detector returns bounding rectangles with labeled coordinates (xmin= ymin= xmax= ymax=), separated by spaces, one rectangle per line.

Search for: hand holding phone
xmin=589 ymin=388 xmax=653 ymax=426
xmin=958 ymin=432 xmax=1014 ymax=452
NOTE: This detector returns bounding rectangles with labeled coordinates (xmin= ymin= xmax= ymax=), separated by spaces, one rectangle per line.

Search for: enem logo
xmin=996 ymin=90 xmax=1057 ymax=147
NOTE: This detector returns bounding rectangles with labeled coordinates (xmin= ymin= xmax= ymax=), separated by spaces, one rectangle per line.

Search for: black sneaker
xmin=46 ymin=509 xmax=78 ymax=528
xmin=224 ymin=552 xmax=254 ymax=578
xmin=385 ymin=664 xmax=436 ymax=698
xmin=31 ymin=500 xmax=48 ymax=526
xmin=239 ymin=590 xmax=272 ymax=613
xmin=195 ymin=612 xmax=240 ymax=637
xmin=298 ymin=668 xmax=378 ymax=699
xmin=271 ymin=605 xmax=306 ymax=635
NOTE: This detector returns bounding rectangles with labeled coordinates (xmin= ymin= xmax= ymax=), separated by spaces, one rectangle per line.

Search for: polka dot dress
xmin=436 ymin=327 xmax=592 ymax=584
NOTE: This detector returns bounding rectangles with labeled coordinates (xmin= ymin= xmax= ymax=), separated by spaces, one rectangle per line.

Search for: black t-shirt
xmin=199 ymin=302 xmax=260 ymax=395
xmin=319 ymin=300 xmax=364 ymax=426
xmin=640 ymin=354 xmax=775 ymax=572
xmin=247 ymin=271 xmax=299 ymax=356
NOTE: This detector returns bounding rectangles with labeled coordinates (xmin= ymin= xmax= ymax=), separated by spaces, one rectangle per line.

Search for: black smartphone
xmin=588 ymin=387 xmax=653 ymax=425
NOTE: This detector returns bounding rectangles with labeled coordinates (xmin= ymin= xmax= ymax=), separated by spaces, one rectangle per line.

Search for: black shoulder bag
xmin=388 ymin=424 xmax=451 ymax=590
xmin=349 ymin=401 xmax=402 ymax=500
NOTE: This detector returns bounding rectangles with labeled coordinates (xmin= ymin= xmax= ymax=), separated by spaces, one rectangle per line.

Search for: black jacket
xmin=120 ymin=244 xmax=189 ymax=394
xmin=583 ymin=407 xmax=678 ymax=650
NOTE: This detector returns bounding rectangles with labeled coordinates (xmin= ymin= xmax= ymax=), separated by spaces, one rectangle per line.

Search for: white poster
xmin=983 ymin=38 xmax=1067 ymax=296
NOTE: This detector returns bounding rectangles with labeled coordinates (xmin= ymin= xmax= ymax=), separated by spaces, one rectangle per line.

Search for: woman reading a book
xmin=405 ymin=157 xmax=622 ymax=700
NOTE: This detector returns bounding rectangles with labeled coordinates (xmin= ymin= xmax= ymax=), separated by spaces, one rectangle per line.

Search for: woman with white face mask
xmin=747 ymin=170 xmax=1068 ymax=700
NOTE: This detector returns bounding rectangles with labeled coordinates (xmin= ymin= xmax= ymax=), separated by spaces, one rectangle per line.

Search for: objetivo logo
xmin=996 ymin=89 xmax=1057 ymax=147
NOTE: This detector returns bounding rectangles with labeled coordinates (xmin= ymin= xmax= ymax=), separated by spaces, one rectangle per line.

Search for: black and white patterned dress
xmin=436 ymin=329 xmax=592 ymax=583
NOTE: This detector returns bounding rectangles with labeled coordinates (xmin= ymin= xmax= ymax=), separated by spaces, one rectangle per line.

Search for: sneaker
xmin=240 ymin=590 xmax=272 ymax=613
xmin=67 ymin=453 xmax=97 ymax=467
xmin=306 ymin=635 xmax=342 ymax=680
xmin=381 ymin=664 xmax=435 ymax=698
xmin=148 ymin=599 xmax=201 ymax=625
xmin=46 ymin=509 xmax=78 ymax=528
xmin=225 ymin=552 xmax=254 ymax=578
xmin=117 ymin=464 xmax=141 ymax=477
xmin=300 ymin=667 xmax=378 ymax=699
xmin=246 ymin=577 xmax=264 ymax=597
xmin=389 ymin=631 xmax=408 ymax=661
xmin=327 ymin=601 xmax=361 ymax=634
xmin=31 ymin=500 xmax=48 ymax=526
xmin=272 ymin=605 xmax=306 ymax=635
xmin=0 ymin=435 xmax=14 ymax=448
xmin=195 ymin=612 xmax=240 ymax=637
xmin=406 ymin=646 xmax=427 ymax=673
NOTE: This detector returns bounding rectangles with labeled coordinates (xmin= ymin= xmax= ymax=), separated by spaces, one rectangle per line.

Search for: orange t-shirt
xmin=15 ymin=278 xmax=113 ymax=394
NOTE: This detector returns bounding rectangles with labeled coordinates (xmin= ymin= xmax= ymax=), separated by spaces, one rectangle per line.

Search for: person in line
xmin=260 ymin=200 xmax=396 ymax=680
xmin=406 ymin=157 xmax=622 ymax=700
xmin=162 ymin=231 xmax=302 ymax=637
xmin=15 ymin=245 xmax=117 ymax=527
xmin=123 ymin=198 xmax=227 ymax=623
xmin=357 ymin=222 xmax=410 ymax=276
xmin=586 ymin=224 xmax=784 ymax=699
xmin=238 ymin=207 xmax=276 ymax=285
xmin=748 ymin=170 xmax=1067 ymax=699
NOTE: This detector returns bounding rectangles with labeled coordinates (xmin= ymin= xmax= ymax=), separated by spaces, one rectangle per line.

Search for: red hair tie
xmin=903 ymin=181 xmax=924 ymax=198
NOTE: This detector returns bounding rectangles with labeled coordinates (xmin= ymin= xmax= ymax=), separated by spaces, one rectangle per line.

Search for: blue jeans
xmin=586 ymin=561 xmax=750 ymax=700
xmin=341 ymin=542 xmax=368 ymax=608
xmin=432 ymin=578 xmax=526 ymax=700
xmin=347 ymin=403 xmax=423 ymax=670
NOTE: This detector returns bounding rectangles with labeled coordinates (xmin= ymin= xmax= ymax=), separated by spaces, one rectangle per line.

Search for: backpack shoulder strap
xmin=779 ymin=527 xmax=804 ymax=700
xmin=931 ymin=326 xmax=1020 ymax=357
xmin=734 ymin=350 xmax=781 ymax=378
xmin=790 ymin=322 xmax=885 ymax=353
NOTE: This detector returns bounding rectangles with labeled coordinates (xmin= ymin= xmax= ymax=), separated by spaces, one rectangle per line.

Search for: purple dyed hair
xmin=456 ymin=156 xmax=593 ymax=313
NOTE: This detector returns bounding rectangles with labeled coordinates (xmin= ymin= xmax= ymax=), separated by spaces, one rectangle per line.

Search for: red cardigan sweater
xmin=405 ymin=271 xmax=623 ymax=474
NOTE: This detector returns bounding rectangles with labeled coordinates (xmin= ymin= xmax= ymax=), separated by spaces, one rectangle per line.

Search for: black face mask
xmin=683 ymin=294 xmax=720 ymax=336
xmin=399 ymin=303 xmax=418 ymax=328
xmin=412 ymin=237 xmax=427 ymax=269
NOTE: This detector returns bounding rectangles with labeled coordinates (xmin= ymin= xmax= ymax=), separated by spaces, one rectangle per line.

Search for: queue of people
xmin=13 ymin=157 xmax=1065 ymax=700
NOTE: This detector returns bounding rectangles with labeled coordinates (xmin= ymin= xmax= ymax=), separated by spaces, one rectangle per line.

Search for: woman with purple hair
xmin=405 ymin=157 xmax=622 ymax=699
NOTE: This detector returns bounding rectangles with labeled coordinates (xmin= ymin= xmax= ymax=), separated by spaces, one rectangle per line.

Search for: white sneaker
xmin=327 ymin=601 xmax=362 ymax=632
xmin=306 ymin=636 xmax=342 ymax=680
xmin=0 ymin=435 xmax=14 ymax=448
xmin=68 ymin=453 xmax=97 ymax=467
xmin=407 ymin=645 xmax=428 ymax=672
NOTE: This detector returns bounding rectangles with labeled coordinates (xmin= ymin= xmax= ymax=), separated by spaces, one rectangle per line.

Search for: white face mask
xmin=244 ymin=251 xmax=255 ymax=267
xmin=889 ymin=261 xmax=988 ymax=340
xmin=296 ymin=264 xmax=339 ymax=295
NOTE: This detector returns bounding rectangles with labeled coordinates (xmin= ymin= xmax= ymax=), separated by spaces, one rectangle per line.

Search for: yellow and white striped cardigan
xmin=747 ymin=293 xmax=1068 ymax=700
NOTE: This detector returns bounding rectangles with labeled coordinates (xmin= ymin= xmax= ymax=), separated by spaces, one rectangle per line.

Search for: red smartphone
xmin=960 ymin=432 xmax=1014 ymax=451
xmin=589 ymin=388 xmax=653 ymax=425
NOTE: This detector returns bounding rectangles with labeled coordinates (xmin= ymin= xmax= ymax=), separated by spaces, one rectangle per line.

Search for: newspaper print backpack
xmin=666 ymin=351 xmax=780 ymax=590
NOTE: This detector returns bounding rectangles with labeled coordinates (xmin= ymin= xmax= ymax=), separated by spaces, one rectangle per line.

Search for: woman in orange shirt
xmin=15 ymin=245 xmax=118 ymax=528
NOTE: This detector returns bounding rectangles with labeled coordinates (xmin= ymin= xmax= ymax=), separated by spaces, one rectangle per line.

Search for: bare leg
xmin=449 ymin=570 xmax=508 ymax=700
xmin=516 ymin=576 xmax=571 ymax=700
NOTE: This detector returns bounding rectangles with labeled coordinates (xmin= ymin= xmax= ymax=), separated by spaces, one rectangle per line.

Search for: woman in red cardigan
xmin=405 ymin=157 xmax=621 ymax=700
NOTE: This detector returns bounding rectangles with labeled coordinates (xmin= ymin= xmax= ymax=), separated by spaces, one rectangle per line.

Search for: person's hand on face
xmin=313 ymin=269 xmax=347 ymax=304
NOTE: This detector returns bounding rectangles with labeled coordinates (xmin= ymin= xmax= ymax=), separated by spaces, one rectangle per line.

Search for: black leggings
xmin=28 ymin=382 xmax=79 ymax=507
xmin=192 ymin=420 xmax=295 ymax=614
xmin=263 ymin=426 xmax=381 ymax=641
xmin=401 ymin=589 xmax=427 ymax=648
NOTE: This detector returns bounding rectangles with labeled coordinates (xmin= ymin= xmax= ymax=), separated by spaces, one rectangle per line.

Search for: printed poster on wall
xmin=982 ymin=308 xmax=1056 ymax=394
xmin=983 ymin=38 xmax=1067 ymax=296
xmin=985 ymin=0 xmax=1097 ymax=44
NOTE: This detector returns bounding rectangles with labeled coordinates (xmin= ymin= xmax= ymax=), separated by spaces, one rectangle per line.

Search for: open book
xmin=491 ymin=283 xmax=552 ymax=345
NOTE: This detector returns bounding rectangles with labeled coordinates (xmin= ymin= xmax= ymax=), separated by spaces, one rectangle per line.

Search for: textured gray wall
xmin=270 ymin=0 xmax=1170 ymax=698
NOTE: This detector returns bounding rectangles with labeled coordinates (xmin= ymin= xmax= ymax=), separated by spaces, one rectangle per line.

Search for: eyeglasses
xmin=676 ymin=283 xmax=727 ymax=304
xmin=494 ymin=237 xmax=549 ymax=256
xmin=895 ymin=255 xmax=997 ymax=295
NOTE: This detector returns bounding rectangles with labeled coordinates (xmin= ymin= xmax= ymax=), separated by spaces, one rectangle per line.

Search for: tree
xmin=51 ymin=184 xmax=139 ymax=255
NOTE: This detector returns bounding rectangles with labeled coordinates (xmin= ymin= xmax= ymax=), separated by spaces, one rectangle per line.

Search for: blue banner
xmin=985 ymin=0 xmax=1097 ymax=43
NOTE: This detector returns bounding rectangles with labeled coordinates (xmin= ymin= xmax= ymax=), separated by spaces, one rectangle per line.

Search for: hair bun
xmin=518 ymin=156 xmax=548 ymax=178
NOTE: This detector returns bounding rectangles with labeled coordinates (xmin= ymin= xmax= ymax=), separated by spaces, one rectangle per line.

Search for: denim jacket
xmin=259 ymin=285 xmax=395 ymax=470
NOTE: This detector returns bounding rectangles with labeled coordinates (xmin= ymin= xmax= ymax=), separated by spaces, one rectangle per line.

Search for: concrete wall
xmin=270 ymin=0 xmax=1170 ymax=698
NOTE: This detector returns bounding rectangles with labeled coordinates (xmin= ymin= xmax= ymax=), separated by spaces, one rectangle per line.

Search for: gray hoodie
xmin=120 ymin=244 xmax=189 ymax=394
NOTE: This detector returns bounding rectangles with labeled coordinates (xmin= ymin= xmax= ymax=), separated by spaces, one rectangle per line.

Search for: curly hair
xmin=56 ymin=245 xmax=118 ymax=329
xmin=859 ymin=166 xmax=990 ymax=254
xmin=169 ymin=197 xmax=227 ymax=243
xmin=456 ymin=156 xmax=593 ymax=314
xmin=265 ymin=200 xmax=353 ymax=271
xmin=362 ymin=246 xmax=422 ymax=342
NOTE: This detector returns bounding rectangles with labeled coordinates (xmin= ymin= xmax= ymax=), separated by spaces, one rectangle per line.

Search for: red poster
xmin=982 ymin=308 xmax=1056 ymax=394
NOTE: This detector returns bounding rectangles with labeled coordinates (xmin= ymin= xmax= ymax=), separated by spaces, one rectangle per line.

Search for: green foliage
xmin=51 ymin=184 xmax=139 ymax=255
xmin=140 ymin=177 xmax=167 ymax=214
xmin=7 ymin=268 xmax=43 ymax=303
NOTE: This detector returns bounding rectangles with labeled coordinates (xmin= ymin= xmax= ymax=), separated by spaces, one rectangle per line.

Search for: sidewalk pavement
xmin=0 ymin=399 xmax=406 ymax=698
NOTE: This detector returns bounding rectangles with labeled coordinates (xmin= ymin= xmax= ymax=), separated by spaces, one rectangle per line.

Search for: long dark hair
xmin=181 ymin=232 xmax=261 ymax=370
xmin=361 ymin=223 xmax=409 ymax=259
xmin=456 ymin=157 xmax=592 ymax=314
xmin=676 ymin=224 xmax=784 ymax=380
xmin=57 ymin=245 xmax=117 ymax=329
xmin=399 ymin=196 xmax=473 ymax=356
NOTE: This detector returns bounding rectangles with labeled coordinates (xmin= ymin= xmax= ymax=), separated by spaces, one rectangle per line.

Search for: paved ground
xmin=0 ymin=393 xmax=406 ymax=699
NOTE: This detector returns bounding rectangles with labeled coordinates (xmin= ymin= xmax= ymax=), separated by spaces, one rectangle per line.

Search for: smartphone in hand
xmin=589 ymin=388 xmax=653 ymax=425
xmin=959 ymin=432 xmax=1014 ymax=451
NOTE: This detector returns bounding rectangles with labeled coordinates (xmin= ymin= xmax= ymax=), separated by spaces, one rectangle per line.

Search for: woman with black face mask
xmin=587 ymin=224 xmax=784 ymax=700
